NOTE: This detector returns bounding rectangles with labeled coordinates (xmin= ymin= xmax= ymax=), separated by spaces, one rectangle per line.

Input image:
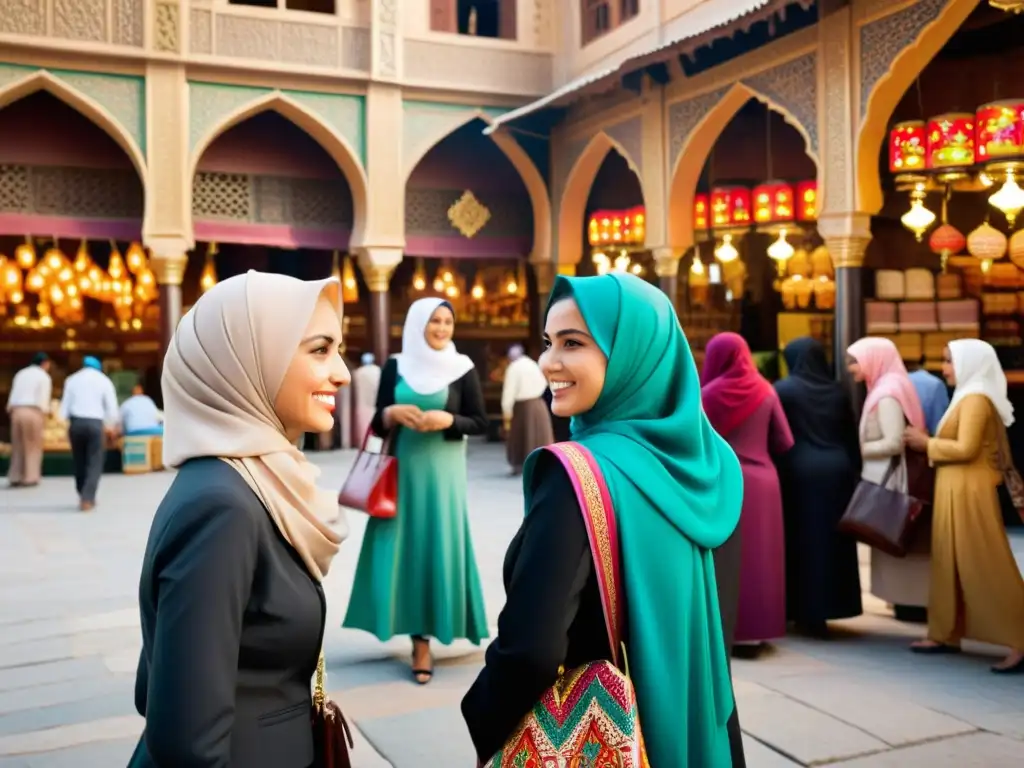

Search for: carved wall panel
xmin=604 ymin=117 xmax=643 ymax=177
xmin=190 ymin=9 xmax=213 ymax=55
xmin=376 ymin=0 xmax=398 ymax=78
xmin=0 ymin=164 xmax=143 ymax=219
xmin=859 ymin=0 xmax=945 ymax=118
xmin=667 ymin=88 xmax=729 ymax=171
xmin=0 ymin=0 xmax=143 ymax=48
xmin=0 ymin=64 xmax=146 ymax=155
xmin=153 ymin=1 xmax=180 ymax=54
xmin=405 ymin=187 xmax=531 ymax=237
xmin=403 ymin=40 xmax=553 ymax=97
xmin=193 ymin=172 xmax=354 ymax=228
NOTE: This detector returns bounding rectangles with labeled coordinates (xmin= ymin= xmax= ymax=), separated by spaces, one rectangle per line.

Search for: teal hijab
xmin=524 ymin=273 xmax=742 ymax=766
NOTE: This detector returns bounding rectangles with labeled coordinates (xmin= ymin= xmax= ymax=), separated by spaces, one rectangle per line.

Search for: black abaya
xmin=774 ymin=337 xmax=863 ymax=626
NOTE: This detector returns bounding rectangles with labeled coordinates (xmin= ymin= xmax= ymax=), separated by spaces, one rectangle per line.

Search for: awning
xmin=483 ymin=0 xmax=811 ymax=135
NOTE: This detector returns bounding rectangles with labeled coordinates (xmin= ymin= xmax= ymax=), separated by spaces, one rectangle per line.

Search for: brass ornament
xmin=448 ymin=190 xmax=491 ymax=239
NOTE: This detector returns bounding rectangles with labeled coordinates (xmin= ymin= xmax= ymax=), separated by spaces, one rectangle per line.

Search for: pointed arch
xmin=666 ymin=82 xmax=817 ymax=252
xmin=557 ymin=131 xmax=644 ymax=267
xmin=0 ymin=70 xmax=147 ymax=184
xmin=189 ymin=91 xmax=370 ymax=245
xmin=856 ymin=0 xmax=977 ymax=214
xmin=403 ymin=109 xmax=553 ymax=264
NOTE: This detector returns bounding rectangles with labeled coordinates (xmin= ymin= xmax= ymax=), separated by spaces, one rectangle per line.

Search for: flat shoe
xmin=910 ymin=642 xmax=960 ymax=655
xmin=991 ymin=656 xmax=1024 ymax=674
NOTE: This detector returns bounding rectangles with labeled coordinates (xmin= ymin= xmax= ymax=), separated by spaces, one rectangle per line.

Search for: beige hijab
xmin=162 ymin=270 xmax=346 ymax=581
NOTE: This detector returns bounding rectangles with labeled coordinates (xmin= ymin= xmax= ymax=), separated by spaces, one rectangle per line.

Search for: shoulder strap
xmin=542 ymin=441 xmax=624 ymax=668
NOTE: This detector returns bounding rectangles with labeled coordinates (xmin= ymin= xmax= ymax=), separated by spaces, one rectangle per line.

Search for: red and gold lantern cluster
xmin=587 ymin=206 xmax=646 ymax=246
xmin=694 ymin=180 xmax=818 ymax=237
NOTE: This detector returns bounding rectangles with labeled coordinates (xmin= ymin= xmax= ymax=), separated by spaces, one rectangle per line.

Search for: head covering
xmin=847 ymin=337 xmax=926 ymax=432
xmin=31 ymin=352 xmax=48 ymax=366
xmin=161 ymin=270 xmax=346 ymax=582
xmin=524 ymin=272 xmax=739 ymax=766
xmin=360 ymin=352 xmax=376 ymax=367
xmin=776 ymin=337 xmax=860 ymax=458
xmin=700 ymin=332 xmax=775 ymax=436
xmin=937 ymin=339 xmax=1014 ymax=433
xmin=508 ymin=344 xmax=525 ymax=361
xmin=394 ymin=298 xmax=474 ymax=395
xmin=83 ymin=356 xmax=101 ymax=370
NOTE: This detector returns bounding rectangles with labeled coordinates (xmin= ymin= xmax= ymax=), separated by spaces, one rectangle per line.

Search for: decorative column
xmin=150 ymin=252 xmax=189 ymax=362
xmin=819 ymin=213 xmax=871 ymax=382
xmin=528 ymin=259 xmax=555 ymax=355
xmin=653 ymin=247 xmax=680 ymax=307
xmin=356 ymin=247 xmax=402 ymax=365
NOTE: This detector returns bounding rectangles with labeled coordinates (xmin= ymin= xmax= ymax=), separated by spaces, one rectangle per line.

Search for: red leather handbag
xmin=338 ymin=428 xmax=397 ymax=518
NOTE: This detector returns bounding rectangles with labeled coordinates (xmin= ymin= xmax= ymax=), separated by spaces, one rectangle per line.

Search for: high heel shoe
xmin=411 ymin=637 xmax=433 ymax=685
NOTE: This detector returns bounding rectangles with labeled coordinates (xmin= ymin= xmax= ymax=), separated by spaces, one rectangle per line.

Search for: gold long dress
xmin=926 ymin=393 xmax=1024 ymax=648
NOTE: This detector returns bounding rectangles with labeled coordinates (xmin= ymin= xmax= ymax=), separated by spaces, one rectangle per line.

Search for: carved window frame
xmin=582 ymin=0 xmax=639 ymax=46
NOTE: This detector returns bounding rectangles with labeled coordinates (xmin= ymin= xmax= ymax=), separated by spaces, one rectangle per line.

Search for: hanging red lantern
xmin=752 ymin=181 xmax=796 ymax=224
xmin=795 ymin=181 xmax=818 ymax=222
xmin=926 ymin=113 xmax=975 ymax=169
xmin=928 ymin=224 xmax=965 ymax=256
xmin=976 ymin=101 xmax=1024 ymax=162
xmin=710 ymin=186 xmax=752 ymax=229
xmin=889 ymin=121 xmax=927 ymax=174
xmin=694 ymin=193 xmax=709 ymax=232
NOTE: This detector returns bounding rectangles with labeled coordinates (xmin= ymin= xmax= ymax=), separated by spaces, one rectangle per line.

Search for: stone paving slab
xmin=1 ymin=445 xmax=1022 ymax=768
xmin=821 ymin=731 xmax=1023 ymax=767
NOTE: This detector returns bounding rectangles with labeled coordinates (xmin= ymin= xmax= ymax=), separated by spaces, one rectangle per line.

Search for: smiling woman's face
xmin=424 ymin=304 xmax=455 ymax=351
xmin=273 ymin=293 xmax=351 ymax=442
xmin=539 ymin=298 xmax=607 ymax=418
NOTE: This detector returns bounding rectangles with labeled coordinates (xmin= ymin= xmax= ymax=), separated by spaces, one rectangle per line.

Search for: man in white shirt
xmin=351 ymin=352 xmax=381 ymax=444
xmin=58 ymin=356 xmax=119 ymax=511
xmin=5 ymin=352 xmax=52 ymax=487
xmin=119 ymin=383 xmax=164 ymax=436
xmin=501 ymin=344 xmax=554 ymax=475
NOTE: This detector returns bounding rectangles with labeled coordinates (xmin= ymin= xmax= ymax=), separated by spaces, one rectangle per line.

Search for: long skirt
xmin=507 ymin=397 xmax=554 ymax=469
xmin=343 ymin=379 xmax=488 ymax=645
xmin=735 ymin=461 xmax=787 ymax=643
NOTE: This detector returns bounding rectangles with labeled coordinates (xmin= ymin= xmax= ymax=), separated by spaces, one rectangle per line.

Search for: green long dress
xmin=343 ymin=377 xmax=489 ymax=645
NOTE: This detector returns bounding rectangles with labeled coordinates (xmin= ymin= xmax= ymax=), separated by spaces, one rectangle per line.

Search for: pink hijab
xmin=701 ymin=332 xmax=776 ymax=436
xmin=846 ymin=337 xmax=926 ymax=433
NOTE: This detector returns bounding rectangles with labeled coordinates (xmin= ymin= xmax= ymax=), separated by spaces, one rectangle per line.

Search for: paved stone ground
xmin=0 ymin=442 xmax=1022 ymax=767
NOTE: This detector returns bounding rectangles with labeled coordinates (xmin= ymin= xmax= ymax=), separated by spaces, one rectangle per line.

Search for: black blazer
xmin=129 ymin=457 xmax=325 ymax=768
xmin=370 ymin=357 xmax=489 ymax=442
xmin=461 ymin=451 xmax=609 ymax=762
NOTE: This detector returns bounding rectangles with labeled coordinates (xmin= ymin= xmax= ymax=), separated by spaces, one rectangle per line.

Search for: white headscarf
xmin=395 ymin=297 xmax=474 ymax=395
xmin=936 ymin=338 xmax=1014 ymax=435
xmin=162 ymin=270 xmax=347 ymax=582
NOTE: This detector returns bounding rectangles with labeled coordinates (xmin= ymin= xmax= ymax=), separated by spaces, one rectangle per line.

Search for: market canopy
xmin=483 ymin=0 xmax=816 ymax=135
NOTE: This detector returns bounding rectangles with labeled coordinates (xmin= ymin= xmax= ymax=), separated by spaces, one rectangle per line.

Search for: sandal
xmin=991 ymin=652 xmax=1024 ymax=674
xmin=411 ymin=637 xmax=433 ymax=685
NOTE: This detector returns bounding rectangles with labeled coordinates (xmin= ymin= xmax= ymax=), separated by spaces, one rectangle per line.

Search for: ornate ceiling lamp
xmin=795 ymin=181 xmax=818 ymax=222
xmin=470 ymin=271 xmax=485 ymax=300
xmin=125 ymin=242 xmax=148 ymax=274
xmin=693 ymin=193 xmax=711 ymax=241
xmin=714 ymin=234 xmax=739 ymax=263
xmin=966 ymin=220 xmax=1007 ymax=273
xmin=926 ymin=113 xmax=976 ymax=184
xmin=900 ymin=182 xmax=936 ymax=241
xmin=341 ymin=255 xmax=359 ymax=304
xmin=411 ymin=258 xmax=427 ymax=291
xmin=977 ymin=100 xmax=1024 ymax=227
xmin=14 ymin=238 xmax=36 ymax=270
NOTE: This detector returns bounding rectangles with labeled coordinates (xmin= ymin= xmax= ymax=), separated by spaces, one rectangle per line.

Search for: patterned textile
xmin=485 ymin=442 xmax=648 ymax=768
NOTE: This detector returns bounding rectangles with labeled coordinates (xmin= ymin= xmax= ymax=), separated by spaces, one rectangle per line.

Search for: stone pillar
xmin=150 ymin=252 xmax=189 ymax=363
xmin=528 ymin=259 xmax=555 ymax=355
xmin=653 ymin=247 xmax=680 ymax=308
xmin=819 ymin=213 xmax=871 ymax=387
xmin=356 ymin=247 xmax=402 ymax=364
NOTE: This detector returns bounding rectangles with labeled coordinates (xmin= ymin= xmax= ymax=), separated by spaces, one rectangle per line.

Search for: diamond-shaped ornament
xmin=448 ymin=190 xmax=491 ymax=239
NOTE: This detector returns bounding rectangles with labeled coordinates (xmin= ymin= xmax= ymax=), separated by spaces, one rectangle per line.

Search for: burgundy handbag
xmin=311 ymin=652 xmax=354 ymax=768
xmin=338 ymin=427 xmax=397 ymax=518
xmin=838 ymin=455 xmax=928 ymax=558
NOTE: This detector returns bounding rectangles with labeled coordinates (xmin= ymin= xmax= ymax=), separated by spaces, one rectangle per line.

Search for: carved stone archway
xmin=666 ymin=82 xmax=818 ymax=253
xmin=404 ymin=109 xmax=553 ymax=265
xmin=190 ymin=91 xmax=371 ymax=246
xmin=856 ymin=0 xmax=979 ymax=214
xmin=556 ymin=132 xmax=645 ymax=267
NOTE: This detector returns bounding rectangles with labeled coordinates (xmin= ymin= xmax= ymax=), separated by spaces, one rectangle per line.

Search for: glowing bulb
xmin=715 ymin=235 xmax=739 ymax=264
xmin=413 ymin=275 xmax=426 ymax=291
xmin=690 ymin=257 xmax=705 ymax=276
xmin=900 ymin=189 xmax=936 ymax=241
xmin=432 ymin=277 xmax=445 ymax=292
xmin=767 ymin=231 xmax=795 ymax=262
xmin=613 ymin=253 xmax=630 ymax=272
xmin=630 ymin=263 xmax=643 ymax=275
xmin=15 ymin=242 xmax=35 ymax=269
xmin=506 ymin=280 xmax=518 ymax=294
xmin=471 ymin=284 xmax=484 ymax=300
xmin=445 ymin=284 xmax=458 ymax=298
xmin=989 ymin=171 xmax=1024 ymax=228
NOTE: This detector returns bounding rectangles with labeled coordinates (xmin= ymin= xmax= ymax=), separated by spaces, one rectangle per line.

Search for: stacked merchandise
xmin=865 ymin=268 xmax=979 ymax=369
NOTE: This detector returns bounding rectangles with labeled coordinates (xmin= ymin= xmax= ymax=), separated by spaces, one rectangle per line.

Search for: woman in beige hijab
xmin=129 ymin=271 xmax=350 ymax=768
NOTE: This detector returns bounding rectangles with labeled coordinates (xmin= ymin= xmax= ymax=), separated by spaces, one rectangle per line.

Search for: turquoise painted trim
xmin=0 ymin=63 xmax=146 ymax=154
xmin=284 ymin=89 xmax=365 ymax=167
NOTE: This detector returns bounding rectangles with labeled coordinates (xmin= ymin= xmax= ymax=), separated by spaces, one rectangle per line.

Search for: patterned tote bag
xmin=485 ymin=441 xmax=649 ymax=768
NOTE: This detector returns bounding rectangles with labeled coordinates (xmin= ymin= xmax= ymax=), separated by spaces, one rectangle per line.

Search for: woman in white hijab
xmin=129 ymin=271 xmax=350 ymax=767
xmin=903 ymin=339 xmax=1024 ymax=674
xmin=343 ymin=297 xmax=489 ymax=684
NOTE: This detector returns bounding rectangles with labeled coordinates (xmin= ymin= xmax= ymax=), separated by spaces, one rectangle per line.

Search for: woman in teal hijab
xmin=462 ymin=272 xmax=742 ymax=766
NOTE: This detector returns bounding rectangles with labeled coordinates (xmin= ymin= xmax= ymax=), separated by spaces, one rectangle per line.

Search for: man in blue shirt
xmin=119 ymin=383 xmax=164 ymax=437
xmin=906 ymin=355 xmax=950 ymax=435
